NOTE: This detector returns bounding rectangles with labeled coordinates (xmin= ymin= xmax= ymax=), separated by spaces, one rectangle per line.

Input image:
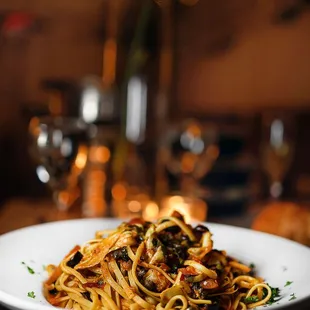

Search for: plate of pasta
xmin=0 ymin=215 xmax=310 ymax=310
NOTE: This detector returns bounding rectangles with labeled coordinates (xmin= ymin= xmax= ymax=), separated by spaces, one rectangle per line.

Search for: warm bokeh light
xmin=160 ymin=195 xmax=207 ymax=222
xmin=82 ymin=169 xmax=107 ymax=217
xmin=128 ymin=200 xmax=142 ymax=213
xmin=206 ymin=144 xmax=219 ymax=160
xmin=58 ymin=191 xmax=71 ymax=211
xmin=168 ymin=195 xmax=191 ymax=222
xmin=89 ymin=146 xmax=111 ymax=164
xmin=187 ymin=122 xmax=201 ymax=137
xmin=75 ymin=146 xmax=88 ymax=170
xmin=28 ymin=117 xmax=40 ymax=136
xmin=168 ymin=195 xmax=184 ymax=205
xmin=111 ymin=186 xmax=152 ymax=219
xmin=181 ymin=152 xmax=196 ymax=173
xmin=112 ymin=183 xmax=127 ymax=201
xmin=143 ymin=201 xmax=159 ymax=221
xmin=93 ymin=170 xmax=106 ymax=182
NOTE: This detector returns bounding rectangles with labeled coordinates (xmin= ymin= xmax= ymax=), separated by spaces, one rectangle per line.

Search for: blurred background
xmin=1 ymin=0 xmax=310 ymax=244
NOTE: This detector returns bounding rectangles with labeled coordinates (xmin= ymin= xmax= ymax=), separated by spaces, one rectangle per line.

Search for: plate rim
xmin=0 ymin=218 xmax=310 ymax=310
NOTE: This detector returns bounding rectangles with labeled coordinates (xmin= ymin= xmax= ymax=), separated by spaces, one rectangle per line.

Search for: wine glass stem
xmin=180 ymin=174 xmax=196 ymax=196
xmin=270 ymin=181 xmax=283 ymax=199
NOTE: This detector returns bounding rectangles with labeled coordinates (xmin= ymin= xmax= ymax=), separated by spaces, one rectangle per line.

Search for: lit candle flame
xmin=159 ymin=195 xmax=207 ymax=222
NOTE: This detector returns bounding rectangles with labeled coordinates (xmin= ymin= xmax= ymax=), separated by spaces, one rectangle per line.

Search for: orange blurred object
xmin=252 ymin=202 xmax=310 ymax=246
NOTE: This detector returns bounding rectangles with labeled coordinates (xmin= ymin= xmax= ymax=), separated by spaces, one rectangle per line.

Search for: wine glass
xmin=160 ymin=119 xmax=219 ymax=197
xmin=28 ymin=116 xmax=89 ymax=211
xmin=260 ymin=112 xmax=295 ymax=199
xmin=156 ymin=119 xmax=218 ymax=220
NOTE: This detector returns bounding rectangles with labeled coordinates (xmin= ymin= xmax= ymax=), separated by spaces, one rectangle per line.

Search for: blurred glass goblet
xmin=160 ymin=119 xmax=219 ymax=197
xmin=29 ymin=116 xmax=89 ymax=211
xmin=260 ymin=112 xmax=295 ymax=199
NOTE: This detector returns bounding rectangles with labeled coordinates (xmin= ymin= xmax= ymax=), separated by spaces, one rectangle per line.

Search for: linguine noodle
xmin=43 ymin=214 xmax=277 ymax=309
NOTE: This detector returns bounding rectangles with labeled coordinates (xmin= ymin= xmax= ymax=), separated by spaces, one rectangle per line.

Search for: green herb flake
xmin=243 ymin=296 xmax=259 ymax=304
xmin=285 ymin=281 xmax=293 ymax=287
xmin=27 ymin=266 xmax=35 ymax=274
xmin=27 ymin=291 xmax=36 ymax=299
xmin=249 ymin=263 xmax=256 ymax=269
xmin=21 ymin=262 xmax=35 ymax=274
xmin=215 ymin=262 xmax=222 ymax=270
xmin=263 ymin=285 xmax=281 ymax=305
xmin=289 ymin=293 xmax=296 ymax=301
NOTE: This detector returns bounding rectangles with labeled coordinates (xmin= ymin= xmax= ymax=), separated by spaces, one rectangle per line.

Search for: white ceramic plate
xmin=0 ymin=219 xmax=310 ymax=310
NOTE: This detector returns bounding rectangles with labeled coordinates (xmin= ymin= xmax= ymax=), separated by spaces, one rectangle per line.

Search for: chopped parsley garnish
xmin=243 ymin=296 xmax=259 ymax=304
xmin=21 ymin=262 xmax=35 ymax=274
xmin=263 ymin=284 xmax=281 ymax=304
xmin=249 ymin=263 xmax=256 ymax=269
xmin=285 ymin=281 xmax=293 ymax=287
xmin=289 ymin=293 xmax=296 ymax=301
xmin=27 ymin=291 xmax=36 ymax=298
xmin=27 ymin=266 xmax=35 ymax=274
